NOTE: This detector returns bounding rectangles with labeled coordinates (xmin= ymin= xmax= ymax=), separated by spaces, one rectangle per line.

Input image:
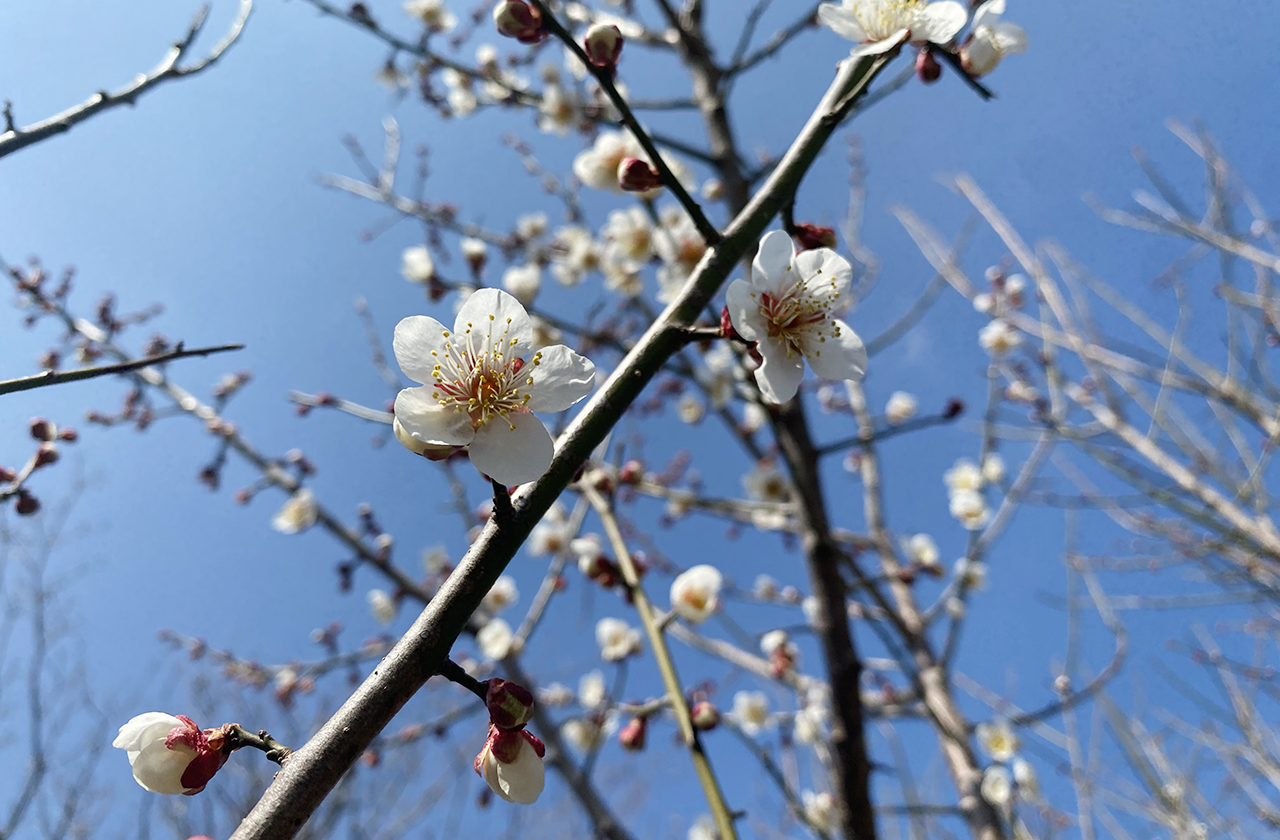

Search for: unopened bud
xmin=915 ymin=48 xmax=942 ymax=83
xmin=0 ymin=466 xmax=15 ymax=483
xmin=583 ymin=23 xmax=623 ymax=70
xmin=14 ymin=491 xmax=39 ymax=516
xmin=34 ymin=442 xmax=59 ymax=468
xmin=617 ymin=459 xmax=645 ymax=485
xmin=486 ymin=679 xmax=536 ymax=730
xmin=29 ymin=417 xmax=56 ymax=442
xmin=617 ymin=158 xmax=661 ymax=193
xmin=493 ymin=0 xmax=545 ymax=44
xmin=943 ymin=397 xmax=965 ymax=419
xmin=690 ymin=701 xmax=719 ymax=731
xmin=791 ymin=223 xmax=837 ymax=252
xmin=57 ymin=427 xmax=78 ymax=442
xmin=618 ymin=716 xmax=647 ymax=751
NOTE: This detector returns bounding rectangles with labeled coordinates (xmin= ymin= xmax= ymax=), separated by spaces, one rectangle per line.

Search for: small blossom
xmin=725 ymin=230 xmax=866 ymax=404
xmin=529 ymin=503 xmax=573 ymax=556
xmin=975 ymin=719 xmax=1018 ymax=761
xmin=953 ymin=557 xmax=988 ymax=590
xmin=818 ymin=0 xmax=968 ymax=58
xmin=677 ymin=393 xmax=706 ymax=425
xmin=551 ymin=226 xmax=604 ymax=286
xmin=762 ymin=628 xmax=800 ymax=675
xmin=401 ymin=246 xmax=436 ymax=283
xmin=618 ymin=716 xmax=647 ymax=750
xmin=1012 ymin=756 xmax=1039 ymax=799
xmin=980 ymin=765 xmax=1012 ymax=806
xmin=981 ymin=453 xmax=1006 ymax=484
xmin=687 ymin=816 xmax=717 ymax=840
xmin=493 ymin=0 xmax=544 ymax=43
xmin=271 ymin=489 xmax=318 ymax=535
xmin=884 ymin=390 xmax=918 ymax=424
xmin=949 ymin=490 xmax=990 ymax=530
xmin=961 ymin=0 xmax=1027 ymax=77
xmin=562 ymin=717 xmax=605 ymax=751
xmin=392 ymin=289 xmax=595 ymax=485
xmin=669 ymin=565 xmax=723 ymax=623
xmin=801 ymin=790 xmax=840 ymax=835
xmin=578 ymin=670 xmax=607 ymax=708
xmin=944 ymin=459 xmax=984 ymax=493
xmin=113 ymin=713 xmax=228 ymax=795
xmin=596 ymin=617 xmax=642 ymax=661
xmin=617 ymin=157 xmax=662 ymax=192
xmin=904 ymin=533 xmax=940 ymax=571
xmin=477 ymin=619 xmax=515 ymax=660
xmin=422 ymin=543 xmax=450 ymax=574
xmin=979 ymin=319 xmax=1021 ymax=355
xmin=753 ymin=574 xmax=779 ymax=600
xmin=403 ymin=0 xmax=456 ymax=32
xmin=516 ymin=212 xmax=548 ymax=241
xmin=460 ymin=237 xmax=489 ymax=271
xmin=367 ymin=589 xmax=397 ymax=626
xmin=482 ymin=576 xmax=520 ymax=614
xmin=501 ymin=264 xmax=541 ymax=305
xmin=475 ymin=725 xmax=546 ymax=804
xmin=690 ymin=701 xmax=720 ymax=730
xmin=730 ymin=691 xmax=771 ymax=736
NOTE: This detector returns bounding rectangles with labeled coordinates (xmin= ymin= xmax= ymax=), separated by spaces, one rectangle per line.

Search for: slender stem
xmin=526 ymin=0 xmax=721 ymax=245
xmin=581 ymin=485 xmax=738 ymax=840
xmin=436 ymin=658 xmax=488 ymax=701
xmin=0 ymin=343 xmax=244 ymax=397
xmin=226 ymin=725 xmax=294 ymax=766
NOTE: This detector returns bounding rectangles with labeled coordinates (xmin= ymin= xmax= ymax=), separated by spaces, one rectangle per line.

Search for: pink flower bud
xmin=493 ymin=0 xmax=545 ymax=44
xmin=486 ymin=679 xmax=536 ymax=731
xmin=915 ymin=48 xmax=942 ymax=83
xmin=112 ymin=713 xmax=229 ymax=795
xmin=583 ymin=23 xmax=623 ymax=70
xmin=617 ymin=459 xmax=645 ymax=485
xmin=617 ymin=158 xmax=662 ymax=193
xmin=618 ymin=716 xmax=647 ymax=751
xmin=29 ymin=417 xmax=56 ymax=442
xmin=690 ymin=701 xmax=720 ymax=731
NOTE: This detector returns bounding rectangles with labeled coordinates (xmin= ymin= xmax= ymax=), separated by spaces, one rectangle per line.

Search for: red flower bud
xmin=29 ymin=417 xmax=56 ymax=442
xmin=34 ymin=443 xmax=59 ymax=468
xmin=690 ymin=701 xmax=720 ymax=731
xmin=618 ymin=716 xmax=647 ymax=751
xmin=915 ymin=48 xmax=942 ymax=83
xmin=583 ymin=23 xmax=623 ymax=70
xmin=486 ymin=678 xmax=536 ymax=731
xmin=14 ymin=491 xmax=39 ymax=516
xmin=493 ymin=0 xmax=545 ymax=44
xmin=791 ymin=223 xmax=837 ymax=252
xmin=617 ymin=158 xmax=662 ymax=193
xmin=617 ymin=459 xmax=645 ymax=485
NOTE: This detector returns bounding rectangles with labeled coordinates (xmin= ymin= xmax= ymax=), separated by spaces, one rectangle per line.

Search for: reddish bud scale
xmin=29 ymin=417 xmax=55 ymax=442
xmin=617 ymin=158 xmax=662 ymax=192
xmin=915 ymin=48 xmax=942 ymax=83
xmin=583 ymin=23 xmax=624 ymax=70
xmin=791 ymin=223 xmax=838 ymax=251
xmin=493 ymin=0 xmax=545 ymax=44
xmin=690 ymin=701 xmax=720 ymax=731
xmin=14 ymin=491 xmax=40 ymax=516
xmin=486 ymin=678 xmax=536 ymax=730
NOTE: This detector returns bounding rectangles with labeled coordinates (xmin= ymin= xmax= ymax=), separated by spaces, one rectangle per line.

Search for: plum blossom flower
xmin=482 ymin=576 xmax=520 ymax=614
xmin=113 ymin=713 xmax=228 ymax=795
xmin=392 ymin=289 xmax=595 ymax=485
xmin=885 ymin=390 xmax=918 ymax=424
xmin=976 ymin=719 xmax=1018 ymax=761
xmin=475 ymin=725 xmax=546 ymax=804
xmin=596 ymin=617 xmax=642 ymax=661
xmin=271 ymin=489 xmax=317 ymax=534
xmin=401 ymin=245 xmax=436 ymax=283
xmin=477 ymin=619 xmax=515 ymax=660
xmin=1012 ymin=757 xmax=1039 ymax=799
xmin=529 ymin=502 xmax=572 ymax=556
xmin=578 ymin=670 xmax=607 ymax=708
xmin=403 ymin=0 xmax=457 ymax=33
xmin=949 ymin=489 xmax=990 ymax=530
xmin=730 ymin=691 xmax=772 ymax=736
xmin=725 ymin=230 xmax=867 ymax=404
xmin=501 ymin=264 xmax=541 ymax=305
xmin=572 ymin=130 xmax=690 ymax=199
xmin=979 ymin=318 xmax=1020 ymax=355
xmin=980 ymin=765 xmax=1012 ymax=806
xmin=669 ymin=564 xmax=723 ymax=623
xmin=687 ymin=816 xmax=717 ymax=840
xmin=818 ymin=0 xmax=968 ymax=58
xmin=367 ymin=589 xmax=397 ymax=626
xmin=904 ymin=533 xmax=940 ymax=571
xmin=982 ymin=453 xmax=1005 ymax=483
xmin=961 ymin=0 xmax=1027 ymax=77
xmin=802 ymin=791 xmax=840 ymax=835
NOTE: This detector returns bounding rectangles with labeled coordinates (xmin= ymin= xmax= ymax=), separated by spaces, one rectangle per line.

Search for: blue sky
xmin=3 ymin=0 xmax=1280 ymax=837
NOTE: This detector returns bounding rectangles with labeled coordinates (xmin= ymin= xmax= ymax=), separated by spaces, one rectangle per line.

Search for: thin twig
xmin=0 ymin=343 xmax=244 ymax=397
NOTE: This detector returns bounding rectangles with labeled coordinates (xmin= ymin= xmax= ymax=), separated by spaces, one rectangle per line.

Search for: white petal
xmin=993 ymin=22 xmax=1028 ymax=54
xmin=393 ymin=315 xmax=451 ymax=384
xmin=453 ymin=288 xmax=534 ymax=361
xmin=469 ymin=412 xmax=554 ymax=485
xmin=725 ymin=279 xmax=766 ymax=341
xmin=816 ymin=4 xmax=868 ymax=42
xmin=805 ymin=318 xmax=867 ymax=382
xmin=490 ymin=737 xmax=546 ymax=804
xmin=754 ymin=337 xmax=805 ymax=404
xmin=915 ymin=2 xmax=968 ymax=44
xmin=972 ymin=0 xmax=1005 ymax=30
xmin=795 ymin=248 xmax=853 ymax=303
xmin=131 ymin=741 xmax=195 ymax=794
xmin=395 ymin=386 xmax=474 ymax=446
xmin=526 ymin=345 xmax=595 ymax=413
xmin=752 ymin=230 xmax=798 ymax=295
xmin=113 ymin=713 xmax=183 ymax=751
xmin=849 ymin=32 xmax=909 ymax=57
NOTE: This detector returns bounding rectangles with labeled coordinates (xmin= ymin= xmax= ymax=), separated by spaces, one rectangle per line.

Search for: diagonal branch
xmin=0 ymin=0 xmax=253 ymax=161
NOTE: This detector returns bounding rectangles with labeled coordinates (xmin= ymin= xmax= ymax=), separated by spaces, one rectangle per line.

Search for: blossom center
xmin=429 ymin=315 xmax=538 ymax=429
xmin=758 ymin=279 xmax=843 ymax=358
xmin=854 ymin=0 xmax=921 ymax=40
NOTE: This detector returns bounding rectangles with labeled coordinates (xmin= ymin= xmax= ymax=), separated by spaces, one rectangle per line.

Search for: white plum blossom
xmin=477 ymin=618 xmax=515 ymax=660
xmin=976 ymin=719 xmax=1019 ymax=761
xmin=677 ymin=393 xmax=706 ymax=425
xmin=655 ymin=209 xmax=710 ymax=302
xmin=562 ymin=718 xmax=606 ymax=751
xmin=818 ymin=0 xmax=968 ymax=58
xmin=904 ymin=533 xmax=940 ymax=571
xmin=596 ymin=617 xmax=642 ymax=661
xmin=944 ymin=459 xmax=984 ymax=493
xmin=979 ymin=318 xmax=1021 ymax=355
xmin=687 ymin=816 xmax=717 ymax=840
xmin=113 ymin=713 xmax=226 ymax=795
xmin=516 ymin=212 xmax=549 ymax=241
xmin=392 ymin=289 xmax=595 ymax=485
xmin=367 ymin=589 xmax=397 ymax=626
xmin=753 ymin=574 xmax=780 ymax=600
xmin=550 ymin=226 xmax=603 ymax=286
xmin=1012 ymin=757 xmax=1039 ymax=799
xmin=578 ymin=670 xmax=607 ymax=709
xmin=460 ymin=236 xmax=488 ymax=266
xmin=982 ymin=453 xmax=1006 ymax=483
xmin=761 ymin=628 xmax=800 ymax=667
xmin=980 ymin=765 xmax=1013 ymax=806
xmin=403 ymin=0 xmax=457 ymax=32
xmin=953 ymin=556 xmax=988 ymax=590
xmin=422 ymin=543 xmax=450 ymax=575
xmin=801 ymin=791 xmax=840 ymax=835
xmin=476 ymin=728 xmax=545 ymax=804
xmin=529 ymin=502 xmax=572 ymax=556
xmin=730 ymin=690 xmax=772 ymax=736
xmin=726 ymin=230 xmax=867 ymax=404
xmin=401 ymin=245 xmax=436 ymax=283
xmin=501 ymin=263 xmax=541 ymax=305
xmin=669 ymin=564 xmax=723 ymax=623
xmin=884 ymin=390 xmax=918 ymax=424
xmin=272 ymin=489 xmax=318 ymax=535
xmin=961 ymin=0 xmax=1027 ymax=77
xmin=441 ymin=69 xmax=478 ymax=116
xmin=537 ymin=83 xmax=581 ymax=136
xmin=571 ymin=130 xmax=690 ymax=198
xmin=601 ymin=207 xmax=653 ymax=268
xmin=482 ymin=576 xmax=520 ymax=614
xmin=793 ymin=703 xmax=827 ymax=745
xmin=949 ymin=489 xmax=990 ymax=530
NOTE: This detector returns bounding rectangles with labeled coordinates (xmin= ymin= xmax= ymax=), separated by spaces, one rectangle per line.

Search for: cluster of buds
xmin=475 ymin=679 xmax=545 ymax=804
xmin=493 ymin=0 xmax=545 ymax=44
xmin=3 ymin=418 xmax=79 ymax=516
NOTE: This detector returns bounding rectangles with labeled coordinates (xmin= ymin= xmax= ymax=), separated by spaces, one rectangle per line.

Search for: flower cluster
xmin=975 ymin=718 xmax=1038 ymax=806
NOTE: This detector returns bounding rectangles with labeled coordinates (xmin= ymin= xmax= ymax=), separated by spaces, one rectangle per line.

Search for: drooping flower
xmin=961 ymin=0 xmax=1027 ymax=77
xmin=392 ymin=289 xmax=595 ymax=485
xmin=595 ymin=617 xmax=642 ymax=661
xmin=669 ymin=565 xmax=723 ymax=623
xmin=725 ymin=230 xmax=867 ymax=404
xmin=271 ymin=489 xmax=318 ymax=535
xmin=818 ymin=0 xmax=968 ymax=58
xmin=475 ymin=725 xmax=546 ymax=804
xmin=113 ymin=713 xmax=228 ymax=795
